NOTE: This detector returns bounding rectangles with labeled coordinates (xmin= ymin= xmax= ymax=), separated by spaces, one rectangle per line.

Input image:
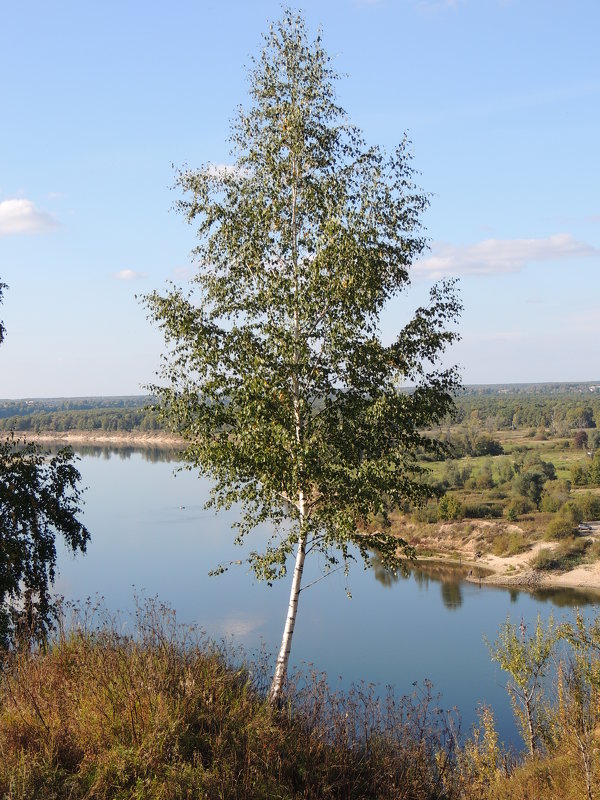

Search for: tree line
xmin=2 ymin=393 xmax=599 ymax=438
xmin=454 ymin=394 xmax=600 ymax=431
xmin=0 ymin=396 xmax=149 ymax=420
xmin=0 ymin=407 xmax=162 ymax=432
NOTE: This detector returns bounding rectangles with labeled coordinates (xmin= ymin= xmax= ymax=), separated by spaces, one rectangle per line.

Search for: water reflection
xmin=371 ymin=555 xmax=600 ymax=613
xmin=441 ymin=580 xmax=462 ymax=610
xmin=372 ymin=556 xmax=481 ymax=610
xmin=409 ymin=562 xmax=477 ymax=610
xmin=44 ymin=443 xmax=182 ymax=464
xmin=76 ymin=444 xmax=181 ymax=463
xmin=522 ymin=586 xmax=600 ymax=608
xmin=369 ymin=551 xmax=403 ymax=588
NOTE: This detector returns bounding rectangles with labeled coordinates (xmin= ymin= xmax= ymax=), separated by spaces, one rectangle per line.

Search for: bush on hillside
xmin=438 ymin=493 xmax=464 ymax=521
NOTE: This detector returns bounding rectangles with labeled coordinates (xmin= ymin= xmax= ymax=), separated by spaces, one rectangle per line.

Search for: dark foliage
xmin=0 ymin=437 xmax=89 ymax=646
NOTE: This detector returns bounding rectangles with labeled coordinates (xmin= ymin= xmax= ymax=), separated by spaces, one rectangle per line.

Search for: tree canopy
xmin=0 ymin=437 xmax=90 ymax=646
xmin=145 ymin=9 xmax=461 ymax=702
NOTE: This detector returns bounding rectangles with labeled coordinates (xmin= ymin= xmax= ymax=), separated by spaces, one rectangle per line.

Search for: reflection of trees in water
xmin=409 ymin=563 xmax=466 ymax=609
xmin=440 ymin=580 xmax=462 ymax=610
xmin=370 ymin=553 xmax=600 ymax=611
xmin=412 ymin=568 xmax=432 ymax=591
xmin=370 ymin=555 xmax=465 ymax=608
xmin=70 ymin=445 xmax=181 ymax=464
xmin=140 ymin=447 xmax=182 ymax=464
xmin=369 ymin=551 xmax=408 ymax=588
xmin=529 ymin=586 xmax=600 ymax=608
xmin=42 ymin=443 xmax=183 ymax=464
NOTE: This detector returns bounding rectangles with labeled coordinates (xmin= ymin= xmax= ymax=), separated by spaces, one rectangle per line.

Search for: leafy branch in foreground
xmin=145 ymin=8 xmax=461 ymax=703
xmin=0 ymin=438 xmax=90 ymax=648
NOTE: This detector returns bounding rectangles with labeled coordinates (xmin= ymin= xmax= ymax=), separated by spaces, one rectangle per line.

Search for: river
xmin=54 ymin=446 xmax=600 ymax=748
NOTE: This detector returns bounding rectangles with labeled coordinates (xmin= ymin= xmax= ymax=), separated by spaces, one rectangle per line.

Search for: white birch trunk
xmin=268 ymin=150 xmax=306 ymax=705
xmin=268 ymin=491 xmax=306 ymax=705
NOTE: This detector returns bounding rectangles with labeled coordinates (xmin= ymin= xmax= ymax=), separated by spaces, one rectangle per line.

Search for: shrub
xmin=475 ymin=468 xmax=494 ymax=490
xmin=530 ymin=548 xmax=561 ymax=571
xmin=472 ymin=435 xmax=504 ymax=457
xmin=442 ymin=462 xmax=473 ymax=489
xmin=531 ymin=538 xmax=587 ymax=571
xmin=506 ymin=505 xmax=519 ymax=522
xmin=573 ymin=492 xmax=600 ymax=520
xmin=539 ymin=479 xmax=571 ymax=513
xmin=589 ymin=452 xmax=600 ymax=485
xmin=544 ymin=503 xmax=583 ymax=540
xmin=463 ymin=503 xmax=502 ymax=519
xmin=570 ymin=463 xmax=589 ymax=486
xmin=412 ymin=502 xmax=439 ymax=524
xmin=438 ymin=493 xmax=464 ymax=521
xmin=506 ymin=495 xmax=535 ymax=516
xmin=544 ymin=515 xmax=577 ymax=540
xmin=491 ymin=532 xmax=528 ymax=557
xmin=586 ymin=540 xmax=600 ymax=561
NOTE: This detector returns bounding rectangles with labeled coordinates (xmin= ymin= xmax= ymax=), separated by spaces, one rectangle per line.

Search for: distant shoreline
xmin=2 ymin=430 xmax=184 ymax=448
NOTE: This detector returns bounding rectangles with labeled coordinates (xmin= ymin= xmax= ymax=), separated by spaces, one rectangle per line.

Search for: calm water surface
xmin=55 ymin=448 xmax=600 ymax=747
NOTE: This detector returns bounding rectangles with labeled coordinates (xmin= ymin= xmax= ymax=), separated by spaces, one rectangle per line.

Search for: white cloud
xmin=416 ymin=234 xmax=598 ymax=278
xmin=113 ymin=269 xmax=147 ymax=281
xmin=0 ymin=198 xmax=59 ymax=236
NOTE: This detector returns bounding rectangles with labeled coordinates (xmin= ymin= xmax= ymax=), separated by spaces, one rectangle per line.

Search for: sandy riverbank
xmin=416 ymin=520 xmax=600 ymax=596
xmin=3 ymin=430 xmax=185 ymax=448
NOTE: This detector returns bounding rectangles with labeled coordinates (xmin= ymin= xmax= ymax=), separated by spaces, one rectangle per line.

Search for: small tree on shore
xmin=488 ymin=616 xmax=558 ymax=758
xmin=145 ymin=9 xmax=461 ymax=703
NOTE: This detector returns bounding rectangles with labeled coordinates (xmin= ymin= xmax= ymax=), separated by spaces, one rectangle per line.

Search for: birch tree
xmin=145 ymin=9 xmax=461 ymax=704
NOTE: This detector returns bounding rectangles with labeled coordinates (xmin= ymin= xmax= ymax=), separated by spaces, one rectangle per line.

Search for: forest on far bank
xmin=2 ymin=384 xmax=600 ymax=436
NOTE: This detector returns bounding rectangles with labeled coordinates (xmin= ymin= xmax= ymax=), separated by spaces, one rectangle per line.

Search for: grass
xmin=3 ymin=604 xmax=600 ymax=799
xmin=0 ymin=600 xmax=461 ymax=800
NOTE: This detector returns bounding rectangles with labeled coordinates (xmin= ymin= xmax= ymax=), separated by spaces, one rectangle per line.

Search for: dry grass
xmin=0 ymin=599 xmax=462 ymax=800
xmin=4 ymin=600 xmax=600 ymax=798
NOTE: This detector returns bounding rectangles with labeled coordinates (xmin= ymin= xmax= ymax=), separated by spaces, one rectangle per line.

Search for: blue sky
xmin=1 ymin=0 xmax=598 ymax=398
